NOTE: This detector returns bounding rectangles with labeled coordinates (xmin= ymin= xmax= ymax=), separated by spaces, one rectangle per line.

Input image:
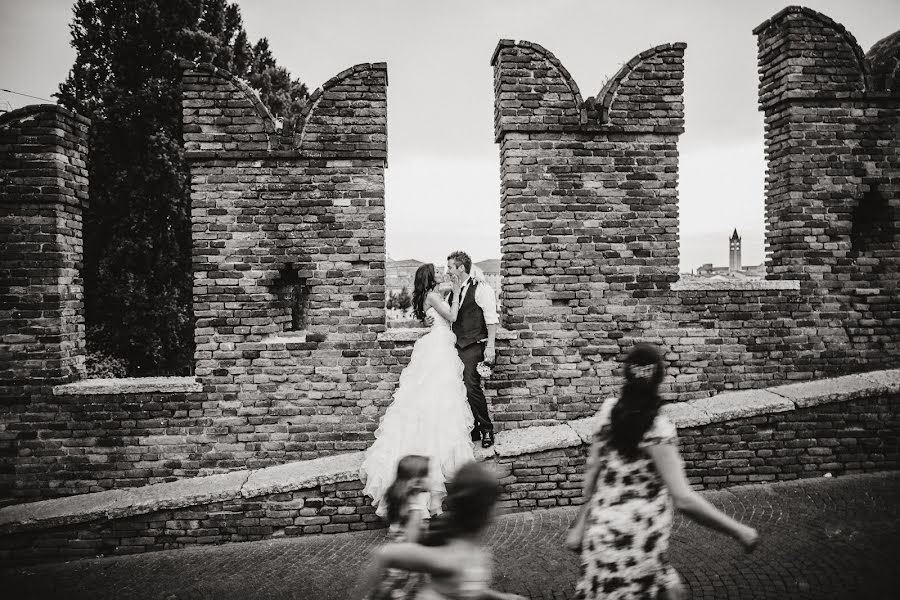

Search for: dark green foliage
xmin=57 ymin=0 xmax=309 ymax=375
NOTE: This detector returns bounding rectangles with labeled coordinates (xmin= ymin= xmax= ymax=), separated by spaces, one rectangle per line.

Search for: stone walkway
xmin=2 ymin=472 xmax=898 ymax=599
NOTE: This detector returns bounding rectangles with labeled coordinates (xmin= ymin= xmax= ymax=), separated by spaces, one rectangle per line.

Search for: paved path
xmin=2 ymin=472 xmax=898 ymax=599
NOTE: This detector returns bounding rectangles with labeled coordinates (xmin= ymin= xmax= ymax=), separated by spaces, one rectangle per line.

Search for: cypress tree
xmin=57 ymin=0 xmax=308 ymax=375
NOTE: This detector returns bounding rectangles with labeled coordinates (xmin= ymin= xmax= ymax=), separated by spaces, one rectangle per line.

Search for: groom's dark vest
xmin=450 ymin=279 xmax=488 ymax=350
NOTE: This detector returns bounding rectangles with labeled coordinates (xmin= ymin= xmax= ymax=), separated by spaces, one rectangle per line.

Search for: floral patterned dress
xmin=369 ymin=492 xmax=429 ymax=600
xmin=576 ymin=398 xmax=682 ymax=600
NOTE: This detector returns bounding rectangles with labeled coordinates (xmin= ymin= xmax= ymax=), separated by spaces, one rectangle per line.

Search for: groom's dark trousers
xmin=450 ymin=279 xmax=494 ymax=438
xmin=457 ymin=342 xmax=492 ymax=437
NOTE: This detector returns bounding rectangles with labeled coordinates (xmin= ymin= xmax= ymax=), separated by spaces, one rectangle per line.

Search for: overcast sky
xmin=2 ymin=1 xmax=898 ymax=271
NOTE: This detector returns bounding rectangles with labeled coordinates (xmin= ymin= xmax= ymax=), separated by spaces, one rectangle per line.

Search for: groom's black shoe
xmin=481 ymin=429 xmax=495 ymax=449
xmin=471 ymin=428 xmax=481 ymax=442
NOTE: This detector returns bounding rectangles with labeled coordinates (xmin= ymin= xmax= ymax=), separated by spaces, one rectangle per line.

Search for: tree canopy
xmin=57 ymin=0 xmax=309 ymax=375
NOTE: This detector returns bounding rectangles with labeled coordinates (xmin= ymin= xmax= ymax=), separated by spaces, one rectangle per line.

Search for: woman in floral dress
xmin=567 ymin=344 xmax=759 ymax=600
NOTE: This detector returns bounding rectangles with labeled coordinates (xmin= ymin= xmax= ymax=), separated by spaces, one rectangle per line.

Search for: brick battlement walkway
xmin=3 ymin=471 xmax=898 ymax=599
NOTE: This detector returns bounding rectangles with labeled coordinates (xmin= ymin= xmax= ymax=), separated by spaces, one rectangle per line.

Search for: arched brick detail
xmin=180 ymin=60 xmax=277 ymax=153
xmin=295 ymin=62 xmax=388 ymax=161
xmin=754 ymin=6 xmax=868 ymax=109
xmin=491 ymin=39 xmax=585 ymax=141
xmin=589 ymin=43 xmax=686 ymax=131
xmin=866 ymin=30 xmax=900 ymax=93
xmin=756 ymin=6 xmax=900 ymax=364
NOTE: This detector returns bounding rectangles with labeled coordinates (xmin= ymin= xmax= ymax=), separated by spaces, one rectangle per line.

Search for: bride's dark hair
xmin=412 ymin=263 xmax=437 ymax=321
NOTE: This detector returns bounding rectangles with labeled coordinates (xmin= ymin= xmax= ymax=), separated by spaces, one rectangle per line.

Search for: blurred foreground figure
xmin=567 ymin=344 xmax=759 ymax=600
xmin=354 ymin=461 xmax=526 ymax=600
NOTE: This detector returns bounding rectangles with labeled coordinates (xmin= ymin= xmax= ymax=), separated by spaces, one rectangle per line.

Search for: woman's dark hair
xmin=422 ymin=461 xmax=497 ymax=545
xmin=384 ymin=455 xmax=430 ymax=525
xmin=609 ymin=343 xmax=665 ymax=458
xmin=412 ymin=263 xmax=437 ymax=321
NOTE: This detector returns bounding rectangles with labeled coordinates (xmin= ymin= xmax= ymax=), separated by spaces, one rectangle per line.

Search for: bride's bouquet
xmin=476 ymin=361 xmax=493 ymax=378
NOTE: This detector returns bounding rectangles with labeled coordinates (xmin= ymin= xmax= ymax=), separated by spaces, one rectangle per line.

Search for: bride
xmin=360 ymin=263 xmax=475 ymax=517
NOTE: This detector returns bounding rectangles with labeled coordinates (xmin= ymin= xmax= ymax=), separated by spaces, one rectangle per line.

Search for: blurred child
xmin=355 ymin=461 xmax=526 ymax=600
xmin=367 ymin=455 xmax=431 ymax=600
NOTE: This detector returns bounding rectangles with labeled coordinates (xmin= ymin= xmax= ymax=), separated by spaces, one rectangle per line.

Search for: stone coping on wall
xmin=259 ymin=331 xmax=310 ymax=344
xmin=671 ymin=279 xmax=801 ymax=291
xmin=379 ymin=328 xmax=518 ymax=343
xmin=52 ymin=377 xmax=203 ymax=396
xmin=8 ymin=367 xmax=898 ymax=535
xmin=254 ymin=328 xmax=518 ymax=345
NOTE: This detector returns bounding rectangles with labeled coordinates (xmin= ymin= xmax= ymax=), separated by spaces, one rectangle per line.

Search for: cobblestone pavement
xmin=3 ymin=472 xmax=898 ymax=600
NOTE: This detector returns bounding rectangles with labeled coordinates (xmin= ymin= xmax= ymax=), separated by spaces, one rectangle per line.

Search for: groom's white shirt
xmin=458 ymin=276 xmax=499 ymax=326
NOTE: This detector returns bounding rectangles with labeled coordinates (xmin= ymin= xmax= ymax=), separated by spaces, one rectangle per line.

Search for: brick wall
xmin=488 ymin=9 xmax=899 ymax=429
xmin=0 ymin=8 xmax=898 ymax=505
xmin=680 ymin=394 xmax=898 ymax=488
xmin=183 ymin=61 xmax=397 ymax=462
xmin=2 ymin=392 xmax=895 ymax=565
xmin=755 ymin=7 xmax=900 ymax=359
xmin=0 ymin=105 xmax=90 ymax=503
xmin=2 ymin=390 xmax=209 ymax=502
xmin=0 ymin=105 xmax=89 ymax=396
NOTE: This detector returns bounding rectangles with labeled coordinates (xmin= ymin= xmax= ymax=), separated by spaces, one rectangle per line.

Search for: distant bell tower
xmin=729 ymin=228 xmax=742 ymax=272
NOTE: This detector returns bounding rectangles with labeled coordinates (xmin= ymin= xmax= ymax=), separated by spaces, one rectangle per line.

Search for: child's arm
xmin=403 ymin=491 xmax=429 ymax=543
xmin=353 ymin=542 xmax=457 ymax=598
xmin=479 ymin=590 xmax=528 ymax=600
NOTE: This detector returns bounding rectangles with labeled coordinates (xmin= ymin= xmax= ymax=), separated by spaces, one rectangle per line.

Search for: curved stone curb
xmin=0 ymin=471 xmax=249 ymax=534
xmin=240 ymin=452 xmax=364 ymax=498
xmin=492 ymin=424 xmax=582 ymax=457
xmin=768 ymin=370 xmax=900 ymax=409
xmin=4 ymin=367 xmax=898 ymax=535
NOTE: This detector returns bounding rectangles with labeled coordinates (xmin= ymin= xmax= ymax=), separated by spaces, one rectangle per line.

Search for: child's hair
xmin=384 ymin=455 xmax=430 ymax=524
xmin=422 ymin=461 xmax=497 ymax=545
xmin=609 ymin=343 xmax=665 ymax=457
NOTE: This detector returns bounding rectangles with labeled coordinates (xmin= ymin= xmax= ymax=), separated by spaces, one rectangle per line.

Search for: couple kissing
xmin=360 ymin=250 xmax=499 ymax=518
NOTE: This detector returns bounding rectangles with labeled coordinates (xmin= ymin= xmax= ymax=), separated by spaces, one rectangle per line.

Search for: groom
xmin=446 ymin=251 xmax=498 ymax=448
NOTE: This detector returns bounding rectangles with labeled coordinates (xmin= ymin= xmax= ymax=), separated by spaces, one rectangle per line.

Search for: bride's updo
xmin=412 ymin=263 xmax=437 ymax=321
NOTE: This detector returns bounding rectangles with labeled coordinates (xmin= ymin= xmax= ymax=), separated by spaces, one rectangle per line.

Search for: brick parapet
xmin=493 ymin=40 xmax=682 ymax=425
xmin=491 ymin=39 xmax=585 ymax=141
xmin=296 ymin=63 xmax=388 ymax=161
xmin=754 ymin=6 xmax=868 ymax=109
xmin=865 ymin=30 xmax=900 ymax=93
xmin=491 ymin=40 xmax=684 ymax=138
xmin=586 ymin=43 xmax=686 ymax=132
xmin=754 ymin=8 xmax=900 ymax=371
xmin=180 ymin=60 xmax=387 ymax=162
xmin=490 ymin=12 xmax=899 ymax=428
xmin=0 ymin=104 xmax=89 ymax=399
xmin=1 ymin=371 xmax=896 ymax=564
xmin=180 ymin=61 xmax=278 ymax=154
xmin=181 ymin=59 xmax=390 ymax=466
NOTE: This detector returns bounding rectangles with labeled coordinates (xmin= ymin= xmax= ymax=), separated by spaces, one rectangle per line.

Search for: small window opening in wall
xmin=851 ymin=184 xmax=894 ymax=253
xmin=276 ymin=263 xmax=309 ymax=331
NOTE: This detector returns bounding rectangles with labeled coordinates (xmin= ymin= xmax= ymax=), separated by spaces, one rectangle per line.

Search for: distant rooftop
xmin=476 ymin=259 xmax=500 ymax=273
xmin=386 ymin=258 xmax=424 ymax=267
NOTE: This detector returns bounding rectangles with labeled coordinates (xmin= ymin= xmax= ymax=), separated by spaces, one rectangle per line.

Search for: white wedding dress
xmin=360 ymin=306 xmax=475 ymax=517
